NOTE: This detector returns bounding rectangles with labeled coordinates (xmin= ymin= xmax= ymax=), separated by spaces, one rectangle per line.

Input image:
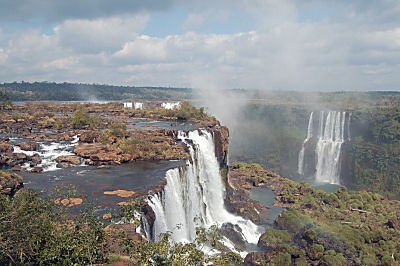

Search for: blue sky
xmin=0 ymin=0 xmax=399 ymax=91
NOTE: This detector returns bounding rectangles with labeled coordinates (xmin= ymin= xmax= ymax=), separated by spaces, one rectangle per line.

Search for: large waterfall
xmin=147 ymin=130 xmax=261 ymax=247
xmin=298 ymin=111 xmax=349 ymax=184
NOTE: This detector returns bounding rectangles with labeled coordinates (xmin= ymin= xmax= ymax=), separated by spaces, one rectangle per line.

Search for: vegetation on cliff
xmin=228 ymin=92 xmax=400 ymax=199
xmin=233 ymin=162 xmax=400 ymax=265
xmin=229 ymin=104 xmax=308 ymax=176
xmin=343 ymin=106 xmax=400 ymax=199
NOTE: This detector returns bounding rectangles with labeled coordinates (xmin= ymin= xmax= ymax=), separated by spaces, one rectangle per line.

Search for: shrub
xmin=271 ymin=252 xmax=291 ymax=265
xmin=72 ymin=109 xmax=98 ymax=129
xmin=259 ymin=228 xmax=292 ymax=246
xmin=308 ymin=244 xmax=324 ymax=260
xmin=0 ymin=189 xmax=107 ymax=264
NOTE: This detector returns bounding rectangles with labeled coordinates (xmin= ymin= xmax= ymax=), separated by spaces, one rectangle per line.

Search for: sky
xmin=0 ymin=0 xmax=400 ymax=91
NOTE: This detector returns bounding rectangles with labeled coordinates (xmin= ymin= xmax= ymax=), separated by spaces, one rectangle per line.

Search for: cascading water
xmin=298 ymin=111 xmax=349 ymax=185
xmin=147 ymin=129 xmax=261 ymax=248
xmin=315 ymin=111 xmax=347 ymax=184
xmin=11 ymin=136 xmax=80 ymax=172
xmin=297 ymin=111 xmax=313 ymax=175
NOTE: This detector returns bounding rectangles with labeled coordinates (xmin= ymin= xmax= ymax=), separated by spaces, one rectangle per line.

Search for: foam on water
xmin=147 ymin=129 xmax=262 ymax=254
xmin=12 ymin=135 xmax=80 ymax=172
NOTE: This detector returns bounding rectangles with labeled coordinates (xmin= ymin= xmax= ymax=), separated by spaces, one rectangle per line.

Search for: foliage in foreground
xmin=119 ymin=199 xmax=242 ymax=265
xmin=0 ymin=190 xmax=243 ymax=265
xmin=0 ymin=189 xmax=106 ymax=265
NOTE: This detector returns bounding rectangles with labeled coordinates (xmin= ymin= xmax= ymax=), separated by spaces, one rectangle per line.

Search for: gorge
xmin=298 ymin=111 xmax=350 ymax=185
xmin=1 ymin=92 xmax=400 ymax=264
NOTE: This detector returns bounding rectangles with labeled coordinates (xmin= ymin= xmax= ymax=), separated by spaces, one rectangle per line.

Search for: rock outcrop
xmin=211 ymin=125 xmax=229 ymax=166
xmin=0 ymin=142 xmax=13 ymax=153
xmin=73 ymin=143 xmax=131 ymax=165
xmin=0 ymin=171 xmax=23 ymax=196
xmin=103 ymin=189 xmax=136 ymax=198
xmin=56 ymin=155 xmax=82 ymax=165
xmin=15 ymin=142 xmax=39 ymax=151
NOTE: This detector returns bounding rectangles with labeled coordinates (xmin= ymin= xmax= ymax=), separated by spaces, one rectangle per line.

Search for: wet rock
xmin=78 ymin=133 xmax=98 ymax=143
xmin=59 ymin=133 xmax=74 ymax=141
xmin=0 ymin=171 xmax=23 ymax=196
xmin=0 ymin=142 xmax=13 ymax=153
xmin=104 ymin=189 xmax=136 ymax=198
xmin=12 ymin=165 xmax=23 ymax=171
xmin=56 ymin=155 xmax=82 ymax=165
xmin=141 ymin=203 xmax=156 ymax=237
xmin=14 ymin=153 xmax=28 ymax=160
xmin=220 ymin=222 xmax=247 ymax=249
xmin=30 ymin=166 xmax=43 ymax=173
xmin=91 ymin=152 xmax=121 ymax=163
xmin=56 ymin=162 xmax=73 ymax=168
xmin=0 ymin=155 xmax=10 ymax=166
xmin=15 ymin=142 xmax=39 ymax=151
xmin=58 ymin=197 xmax=83 ymax=207
xmin=212 ymin=125 xmax=229 ymax=166
xmin=74 ymin=143 xmax=100 ymax=158
xmin=31 ymin=154 xmax=42 ymax=164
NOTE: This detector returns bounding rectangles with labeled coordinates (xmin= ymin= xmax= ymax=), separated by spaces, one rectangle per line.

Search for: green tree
xmin=0 ymin=89 xmax=12 ymax=110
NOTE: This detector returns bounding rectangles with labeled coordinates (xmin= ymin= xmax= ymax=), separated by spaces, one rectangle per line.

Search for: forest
xmin=0 ymin=82 xmax=192 ymax=101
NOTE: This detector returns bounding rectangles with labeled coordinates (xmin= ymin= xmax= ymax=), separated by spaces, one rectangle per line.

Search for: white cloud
xmin=0 ymin=48 xmax=8 ymax=64
xmin=1 ymin=1 xmax=400 ymax=90
xmin=113 ymin=35 xmax=168 ymax=63
xmin=54 ymin=15 xmax=149 ymax=53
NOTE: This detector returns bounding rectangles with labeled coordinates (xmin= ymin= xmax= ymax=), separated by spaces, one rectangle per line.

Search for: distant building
xmin=134 ymin=102 xmax=144 ymax=110
xmin=161 ymin=102 xmax=181 ymax=110
xmin=123 ymin=102 xmax=133 ymax=108
xmin=123 ymin=102 xmax=144 ymax=109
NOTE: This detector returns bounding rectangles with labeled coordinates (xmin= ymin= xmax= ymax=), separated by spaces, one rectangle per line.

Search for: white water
xmin=298 ymin=111 xmax=349 ymax=184
xmin=147 ymin=130 xmax=261 ymax=247
xmin=161 ymin=102 xmax=181 ymax=110
xmin=315 ymin=111 xmax=347 ymax=184
xmin=297 ymin=111 xmax=313 ymax=175
xmin=12 ymin=135 xmax=80 ymax=172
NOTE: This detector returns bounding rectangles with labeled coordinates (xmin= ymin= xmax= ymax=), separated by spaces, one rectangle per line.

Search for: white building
xmin=134 ymin=102 xmax=144 ymax=110
xmin=161 ymin=102 xmax=181 ymax=110
xmin=123 ymin=102 xmax=133 ymax=108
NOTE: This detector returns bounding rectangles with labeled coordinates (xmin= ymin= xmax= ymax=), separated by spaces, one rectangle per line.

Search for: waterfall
xmin=314 ymin=111 xmax=347 ymax=184
xmin=298 ymin=111 xmax=314 ymax=175
xmin=298 ymin=111 xmax=350 ymax=185
xmin=147 ymin=129 xmax=261 ymax=246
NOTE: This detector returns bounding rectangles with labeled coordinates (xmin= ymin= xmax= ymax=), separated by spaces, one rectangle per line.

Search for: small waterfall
xmin=298 ymin=111 xmax=314 ymax=175
xmin=147 ymin=129 xmax=261 ymax=246
xmin=298 ymin=111 xmax=350 ymax=185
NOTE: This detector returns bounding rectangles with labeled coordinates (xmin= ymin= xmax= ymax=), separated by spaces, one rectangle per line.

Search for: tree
xmin=0 ymin=89 xmax=12 ymax=110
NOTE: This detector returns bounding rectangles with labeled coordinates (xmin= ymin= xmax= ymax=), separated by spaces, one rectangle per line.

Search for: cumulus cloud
xmin=0 ymin=1 xmax=400 ymax=90
xmin=54 ymin=15 xmax=149 ymax=53
xmin=0 ymin=0 xmax=176 ymax=22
